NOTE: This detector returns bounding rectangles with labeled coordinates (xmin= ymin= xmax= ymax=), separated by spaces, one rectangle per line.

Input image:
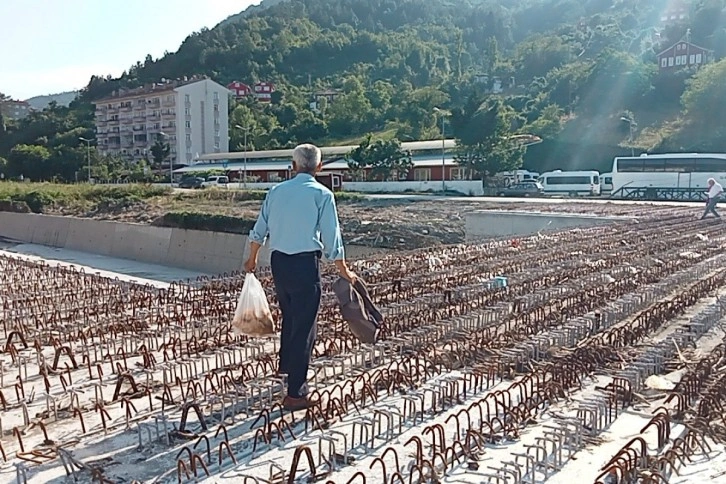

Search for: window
xmin=450 ymin=168 xmax=468 ymax=180
xmin=662 ymin=158 xmax=693 ymax=172
xmin=185 ymin=94 xmax=190 ymax=103
xmin=185 ymin=134 xmax=191 ymax=142
xmin=185 ymin=108 xmax=191 ymax=116
xmin=696 ymin=53 xmax=702 ymax=63
xmin=604 ymin=177 xmax=612 ymax=185
xmin=544 ymin=176 xmax=591 ymax=184
xmin=676 ymin=56 xmax=682 ymax=66
xmin=669 ymin=57 xmax=674 ymax=67
xmin=414 ymin=168 xmax=431 ymax=181
xmin=682 ymin=55 xmax=688 ymax=64
xmin=213 ymin=92 xmax=219 ymax=100
xmin=185 ymin=120 xmax=191 ymax=128
xmin=694 ymin=158 xmax=726 ymax=172
xmin=642 ymin=159 xmax=665 ymax=171
xmin=661 ymin=58 xmax=668 ymax=67
xmin=690 ymin=55 xmax=696 ymax=64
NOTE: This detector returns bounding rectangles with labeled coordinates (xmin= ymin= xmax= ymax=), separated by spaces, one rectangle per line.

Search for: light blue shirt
xmin=249 ymin=173 xmax=345 ymax=260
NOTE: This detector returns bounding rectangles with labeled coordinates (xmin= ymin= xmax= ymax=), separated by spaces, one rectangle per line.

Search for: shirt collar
xmin=295 ymin=173 xmax=315 ymax=181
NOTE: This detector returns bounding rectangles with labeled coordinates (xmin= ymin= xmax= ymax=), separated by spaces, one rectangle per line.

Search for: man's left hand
xmin=244 ymin=257 xmax=257 ymax=273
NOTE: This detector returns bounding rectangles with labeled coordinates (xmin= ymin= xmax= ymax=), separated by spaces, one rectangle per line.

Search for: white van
xmin=538 ymin=170 xmax=601 ymax=196
xmin=202 ymin=175 xmax=229 ymax=188
xmin=600 ymin=172 xmax=613 ymax=194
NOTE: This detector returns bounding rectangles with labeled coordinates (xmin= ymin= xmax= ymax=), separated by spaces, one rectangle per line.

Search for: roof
xmin=174 ymin=154 xmax=460 ymax=174
xmin=94 ymin=76 xmax=214 ymax=103
xmin=195 ymin=139 xmax=458 ymax=162
xmin=656 ymin=40 xmax=714 ymax=57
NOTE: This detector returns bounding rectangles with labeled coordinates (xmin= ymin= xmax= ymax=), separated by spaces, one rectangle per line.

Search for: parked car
xmin=201 ymin=175 xmax=229 ymax=188
xmin=496 ymin=182 xmax=545 ymax=197
xmin=178 ymin=177 xmax=205 ymax=189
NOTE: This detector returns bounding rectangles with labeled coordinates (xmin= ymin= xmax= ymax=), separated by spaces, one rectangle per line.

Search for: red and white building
xmin=657 ymin=40 xmax=713 ymax=71
xmin=227 ymin=81 xmax=276 ymax=102
xmin=254 ymin=82 xmax=275 ymax=102
xmin=227 ymin=81 xmax=253 ymax=98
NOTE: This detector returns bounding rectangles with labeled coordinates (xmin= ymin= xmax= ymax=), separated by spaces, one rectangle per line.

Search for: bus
xmin=538 ymin=170 xmax=601 ymax=196
xmin=611 ymin=153 xmax=726 ymax=194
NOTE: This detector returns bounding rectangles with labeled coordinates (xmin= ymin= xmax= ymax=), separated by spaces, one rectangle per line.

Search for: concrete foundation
xmin=0 ymin=212 xmax=391 ymax=274
xmin=465 ymin=210 xmax=635 ymax=241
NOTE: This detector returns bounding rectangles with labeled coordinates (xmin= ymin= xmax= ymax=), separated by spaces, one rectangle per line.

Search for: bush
xmin=0 ymin=182 xmax=171 ymax=212
xmin=154 ymin=211 xmax=256 ymax=234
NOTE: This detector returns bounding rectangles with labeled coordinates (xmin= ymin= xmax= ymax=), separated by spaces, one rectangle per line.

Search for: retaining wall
xmin=465 ymin=210 xmax=635 ymax=241
xmin=0 ymin=212 xmax=391 ymax=274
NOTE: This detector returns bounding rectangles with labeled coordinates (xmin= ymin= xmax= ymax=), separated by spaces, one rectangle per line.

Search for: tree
xmin=150 ymin=135 xmax=170 ymax=167
xmin=451 ymin=98 xmax=523 ymax=187
xmin=682 ymin=58 xmax=726 ymax=128
xmin=347 ymin=136 xmax=413 ymax=181
xmin=7 ymin=144 xmax=52 ymax=180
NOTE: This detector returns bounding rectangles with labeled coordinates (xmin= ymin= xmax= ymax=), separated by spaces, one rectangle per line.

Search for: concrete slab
xmin=0 ymin=212 xmax=38 ymax=242
xmin=465 ymin=210 xmax=635 ymax=241
xmin=29 ymin=214 xmax=70 ymax=247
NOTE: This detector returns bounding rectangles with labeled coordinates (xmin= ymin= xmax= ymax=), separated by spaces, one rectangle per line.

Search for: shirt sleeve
xmin=249 ymin=192 xmax=271 ymax=245
xmin=318 ymin=191 xmax=345 ymax=260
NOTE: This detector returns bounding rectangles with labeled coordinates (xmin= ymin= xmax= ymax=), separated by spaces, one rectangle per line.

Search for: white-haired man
xmin=702 ymin=178 xmax=723 ymax=220
xmin=244 ymin=143 xmax=356 ymax=411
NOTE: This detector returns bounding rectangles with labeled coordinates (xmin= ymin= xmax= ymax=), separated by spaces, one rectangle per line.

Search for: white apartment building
xmin=93 ymin=77 xmax=230 ymax=166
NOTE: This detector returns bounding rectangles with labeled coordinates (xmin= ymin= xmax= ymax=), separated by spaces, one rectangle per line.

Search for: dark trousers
xmin=702 ymin=197 xmax=721 ymax=218
xmin=270 ymin=250 xmax=321 ymax=398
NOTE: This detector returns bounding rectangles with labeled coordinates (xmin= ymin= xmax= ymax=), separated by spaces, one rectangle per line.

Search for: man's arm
xmin=319 ymin=192 xmax=356 ymax=282
xmin=244 ymin=193 xmax=271 ymax=271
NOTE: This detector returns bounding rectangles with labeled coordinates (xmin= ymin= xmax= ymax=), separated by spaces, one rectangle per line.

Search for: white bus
xmin=611 ymin=153 xmax=726 ymax=193
xmin=538 ymin=170 xmax=601 ymax=196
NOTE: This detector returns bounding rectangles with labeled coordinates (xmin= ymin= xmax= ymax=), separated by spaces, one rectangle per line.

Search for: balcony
xmin=134 ymin=139 xmax=148 ymax=147
xmin=134 ymin=103 xmax=146 ymax=111
xmin=147 ymin=100 xmax=161 ymax=108
xmin=121 ymin=117 xmax=133 ymax=124
xmin=120 ymin=105 xmax=132 ymax=112
xmin=108 ymin=118 xmax=120 ymax=125
xmin=163 ymin=99 xmax=176 ymax=107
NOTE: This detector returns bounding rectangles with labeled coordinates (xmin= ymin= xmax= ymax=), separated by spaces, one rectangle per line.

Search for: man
xmin=244 ymin=143 xmax=356 ymax=411
xmin=702 ymin=177 xmax=723 ymax=220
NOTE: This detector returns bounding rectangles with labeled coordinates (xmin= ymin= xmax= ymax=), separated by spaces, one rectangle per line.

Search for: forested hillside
xmin=1 ymin=0 xmax=725 ymax=181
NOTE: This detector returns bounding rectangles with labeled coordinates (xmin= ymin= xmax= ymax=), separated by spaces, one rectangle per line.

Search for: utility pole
xmin=79 ymin=137 xmax=93 ymax=182
xmin=433 ymin=107 xmax=451 ymax=193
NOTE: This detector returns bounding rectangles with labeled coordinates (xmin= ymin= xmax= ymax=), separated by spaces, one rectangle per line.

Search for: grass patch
xmin=154 ymin=211 xmax=256 ymax=234
xmin=0 ymin=182 xmax=171 ymax=213
xmin=174 ymin=188 xmax=363 ymax=203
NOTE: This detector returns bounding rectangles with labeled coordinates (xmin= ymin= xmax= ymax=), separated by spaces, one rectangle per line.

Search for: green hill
xmin=1 ymin=0 xmax=725 ymax=181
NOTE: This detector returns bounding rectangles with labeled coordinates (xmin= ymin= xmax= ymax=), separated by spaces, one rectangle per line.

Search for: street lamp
xmin=78 ymin=137 xmax=93 ymax=182
xmin=235 ymin=124 xmax=250 ymax=189
xmin=620 ymin=117 xmax=637 ymax=156
xmin=159 ymin=131 xmax=172 ymax=185
xmin=433 ymin=107 xmax=451 ymax=193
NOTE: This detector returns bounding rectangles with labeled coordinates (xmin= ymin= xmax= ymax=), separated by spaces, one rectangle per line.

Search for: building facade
xmin=227 ymin=81 xmax=276 ymax=102
xmin=0 ymin=100 xmax=31 ymax=121
xmin=657 ymin=40 xmax=713 ymax=71
xmin=93 ymin=77 xmax=230 ymax=165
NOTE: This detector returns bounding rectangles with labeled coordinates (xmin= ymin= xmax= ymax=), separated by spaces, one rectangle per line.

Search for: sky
xmin=0 ymin=0 xmax=259 ymax=100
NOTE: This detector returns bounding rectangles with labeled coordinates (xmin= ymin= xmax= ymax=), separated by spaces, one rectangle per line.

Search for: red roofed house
xmin=657 ymin=39 xmax=713 ymax=71
xmin=254 ymin=82 xmax=275 ymax=102
xmin=227 ymin=81 xmax=253 ymax=98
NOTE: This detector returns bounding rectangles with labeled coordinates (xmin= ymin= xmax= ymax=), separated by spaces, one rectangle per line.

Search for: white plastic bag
xmin=231 ymin=273 xmax=275 ymax=337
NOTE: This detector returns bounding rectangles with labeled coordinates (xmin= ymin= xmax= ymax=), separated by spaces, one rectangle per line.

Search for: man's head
xmin=292 ymin=144 xmax=322 ymax=175
xmin=708 ymin=178 xmax=716 ymax=187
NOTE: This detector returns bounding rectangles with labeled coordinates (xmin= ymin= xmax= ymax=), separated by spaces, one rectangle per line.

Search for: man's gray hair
xmin=293 ymin=144 xmax=322 ymax=173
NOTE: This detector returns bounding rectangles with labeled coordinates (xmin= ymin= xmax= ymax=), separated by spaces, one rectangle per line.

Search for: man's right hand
xmin=341 ymin=268 xmax=358 ymax=285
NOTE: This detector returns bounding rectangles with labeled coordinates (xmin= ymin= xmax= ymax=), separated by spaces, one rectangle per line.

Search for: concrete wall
xmin=0 ymin=212 xmax=391 ymax=274
xmin=465 ymin=210 xmax=635 ymax=241
xmin=344 ymin=180 xmax=483 ymax=195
